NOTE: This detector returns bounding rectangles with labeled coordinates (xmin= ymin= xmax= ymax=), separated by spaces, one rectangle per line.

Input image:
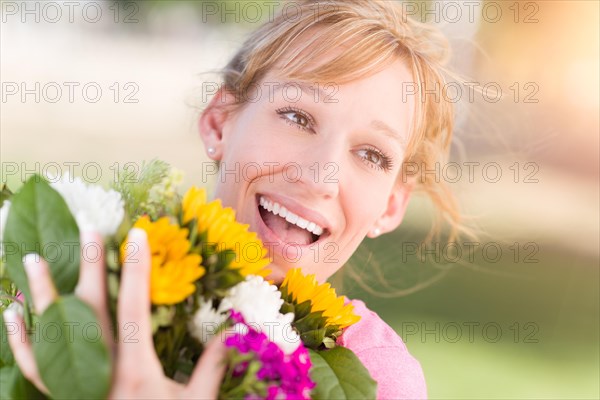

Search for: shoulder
xmin=338 ymin=299 xmax=405 ymax=352
xmin=339 ymin=298 xmax=428 ymax=400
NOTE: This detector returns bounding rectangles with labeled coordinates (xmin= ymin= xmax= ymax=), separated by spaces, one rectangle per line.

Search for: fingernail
xmin=3 ymin=309 xmax=17 ymax=323
xmin=4 ymin=302 xmax=24 ymax=320
xmin=22 ymin=253 xmax=41 ymax=275
xmin=80 ymin=230 xmax=99 ymax=243
xmin=128 ymin=228 xmax=147 ymax=242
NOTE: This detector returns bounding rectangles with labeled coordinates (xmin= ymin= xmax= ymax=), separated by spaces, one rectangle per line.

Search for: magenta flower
xmin=223 ymin=311 xmax=315 ymax=399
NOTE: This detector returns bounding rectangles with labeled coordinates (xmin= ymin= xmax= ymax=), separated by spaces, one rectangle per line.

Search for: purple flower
xmin=225 ymin=332 xmax=250 ymax=353
xmin=257 ymin=343 xmax=283 ymax=380
xmin=289 ymin=346 xmax=312 ymax=376
xmin=224 ymin=310 xmax=315 ymax=399
xmin=233 ymin=361 xmax=249 ymax=377
xmin=230 ymin=309 xmax=245 ymax=324
xmin=266 ymin=385 xmax=286 ymax=400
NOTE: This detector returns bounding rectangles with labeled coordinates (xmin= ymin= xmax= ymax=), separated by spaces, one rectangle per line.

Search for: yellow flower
xmin=281 ymin=268 xmax=361 ymax=329
xmin=123 ymin=215 xmax=205 ymax=305
xmin=182 ymin=187 xmax=271 ymax=278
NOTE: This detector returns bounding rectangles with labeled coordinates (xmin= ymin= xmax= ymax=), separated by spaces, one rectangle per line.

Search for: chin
xmin=265 ymin=264 xmax=287 ymax=285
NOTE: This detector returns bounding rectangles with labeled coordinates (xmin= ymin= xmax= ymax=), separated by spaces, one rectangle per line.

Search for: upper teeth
xmin=259 ymin=196 xmax=324 ymax=236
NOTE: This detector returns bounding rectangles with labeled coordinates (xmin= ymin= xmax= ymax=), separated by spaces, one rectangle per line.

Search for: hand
xmin=3 ymin=229 xmax=226 ymax=399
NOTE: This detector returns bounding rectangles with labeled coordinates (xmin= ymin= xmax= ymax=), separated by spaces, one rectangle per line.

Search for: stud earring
xmin=372 ymin=228 xmax=381 ymax=237
xmin=207 ymin=147 xmax=216 ymax=155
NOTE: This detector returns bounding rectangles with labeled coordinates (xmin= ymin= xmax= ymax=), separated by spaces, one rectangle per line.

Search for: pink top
xmin=338 ymin=299 xmax=428 ymax=399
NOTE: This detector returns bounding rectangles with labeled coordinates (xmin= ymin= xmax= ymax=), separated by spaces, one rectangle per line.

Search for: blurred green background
xmin=1 ymin=1 xmax=598 ymax=398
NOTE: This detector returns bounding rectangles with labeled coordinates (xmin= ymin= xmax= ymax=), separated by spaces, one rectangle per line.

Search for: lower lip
xmin=254 ymin=194 xmax=322 ymax=252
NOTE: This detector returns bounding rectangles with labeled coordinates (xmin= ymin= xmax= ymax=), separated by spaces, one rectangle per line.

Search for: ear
xmin=198 ymin=88 xmax=236 ymax=160
xmin=367 ymin=181 xmax=413 ymax=238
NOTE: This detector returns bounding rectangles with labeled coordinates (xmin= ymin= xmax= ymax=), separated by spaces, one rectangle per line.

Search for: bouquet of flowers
xmin=0 ymin=160 xmax=377 ymax=399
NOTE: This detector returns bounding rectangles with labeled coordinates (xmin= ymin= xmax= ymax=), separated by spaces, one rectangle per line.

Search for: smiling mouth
xmin=257 ymin=195 xmax=330 ymax=246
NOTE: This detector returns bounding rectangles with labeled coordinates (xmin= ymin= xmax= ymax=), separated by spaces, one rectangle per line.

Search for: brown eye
xmin=365 ymin=151 xmax=381 ymax=164
xmin=287 ymin=112 xmax=309 ymax=127
xmin=276 ymin=106 xmax=316 ymax=133
xmin=356 ymin=147 xmax=394 ymax=172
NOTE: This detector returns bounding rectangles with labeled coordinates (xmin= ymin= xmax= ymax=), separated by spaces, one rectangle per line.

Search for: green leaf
xmin=0 ymin=365 xmax=47 ymax=400
xmin=213 ymin=249 xmax=237 ymax=273
xmin=308 ymin=347 xmax=377 ymax=400
xmin=280 ymin=301 xmax=294 ymax=315
xmin=294 ymin=300 xmax=313 ymax=320
xmin=214 ymin=271 xmax=245 ymax=289
xmin=1 ymin=184 xmax=13 ymax=206
xmin=4 ymin=176 xmax=80 ymax=303
xmin=0 ymin=312 xmax=15 ymax=367
xmin=200 ymin=255 xmax=245 ymax=296
xmin=151 ymin=305 xmax=176 ymax=333
xmin=322 ymin=337 xmax=336 ymax=349
xmin=111 ymin=159 xmax=171 ymax=218
xmin=295 ymin=310 xmax=326 ymax=332
xmin=33 ymin=296 xmax=111 ymax=400
xmin=300 ymin=328 xmax=326 ymax=349
xmin=279 ymin=283 xmax=289 ymax=300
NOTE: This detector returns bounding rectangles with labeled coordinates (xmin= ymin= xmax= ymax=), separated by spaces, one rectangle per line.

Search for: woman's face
xmin=201 ymin=58 xmax=415 ymax=283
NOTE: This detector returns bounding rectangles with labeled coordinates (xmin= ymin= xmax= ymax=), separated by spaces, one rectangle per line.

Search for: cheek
xmin=222 ymin=119 xmax=295 ymax=180
xmin=342 ymin=180 xmax=390 ymax=231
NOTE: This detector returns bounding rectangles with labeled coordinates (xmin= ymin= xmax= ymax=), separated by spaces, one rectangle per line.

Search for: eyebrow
xmin=370 ymin=120 xmax=407 ymax=148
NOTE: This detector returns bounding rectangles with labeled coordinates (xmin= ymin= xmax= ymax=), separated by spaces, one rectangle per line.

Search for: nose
xmin=295 ymin=155 xmax=341 ymax=200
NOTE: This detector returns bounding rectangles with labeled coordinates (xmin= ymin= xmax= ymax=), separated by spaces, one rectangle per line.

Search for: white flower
xmin=223 ymin=275 xmax=301 ymax=354
xmin=221 ymin=275 xmax=284 ymax=323
xmin=0 ymin=200 xmax=11 ymax=256
xmin=265 ymin=312 xmax=302 ymax=355
xmin=49 ymin=174 xmax=124 ymax=236
xmin=188 ymin=275 xmax=301 ymax=354
xmin=189 ymin=299 xmax=229 ymax=344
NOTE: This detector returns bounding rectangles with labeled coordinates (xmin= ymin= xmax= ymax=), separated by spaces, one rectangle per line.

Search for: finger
xmin=75 ymin=232 xmax=106 ymax=311
xmin=75 ymin=231 xmax=112 ymax=349
xmin=23 ymin=254 xmax=57 ymax=315
xmin=185 ymin=337 xmax=227 ymax=399
xmin=3 ymin=309 xmax=49 ymax=395
xmin=117 ymin=228 xmax=153 ymax=358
